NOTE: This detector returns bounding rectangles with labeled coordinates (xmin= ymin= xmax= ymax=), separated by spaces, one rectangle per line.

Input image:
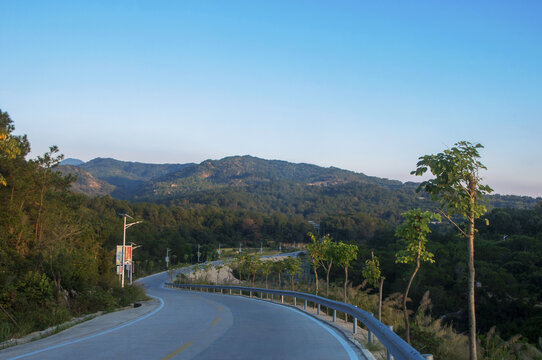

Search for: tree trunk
xmin=265 ymin=274 xmax=268 ymax=289
xmin=468 ymin=209 xmax=478 ymax=360
xmin=278 ymin=272 xmax=281 ymax=288
xmin=378 ymin=277 xmax=385 ymax=322
xmin=404 ymin=260 xmax=420 ymax=344
xmin=344 ymin=266 xmax=348 ymax=303
xmin=326 ymin=267 xmax=331 ymax=296
xmin=35 ymin=184 xmax=45 ymax=241
xmin=291 ymin=275 xmax=294 ymax=291
xmin=314 ymin=268 xmax=319 ymax=295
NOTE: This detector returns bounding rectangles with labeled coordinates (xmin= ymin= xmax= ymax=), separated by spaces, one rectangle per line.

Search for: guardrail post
xmin=304 ymin=299 xmax=307 ymax=310
xmin=250 ymin=291 xmax=252 ymax=298
xmin=260 ymin=292 xmax=263 ymax=299
xmin=229 ymin=289 xmax=232 ymax=295
xmin=422 ymin=356 xmax=434 ymax=360
xmin=368 ymin=313 xmax=374 ymax=344
xmin=294 ymin=297 xmax=296 ymax=306
xmin=317 ymin=304 xmax=320 ymax=315
xmin=386 ymin=325 xmax=394 ymax=360
xmin=271 ymin=294 xmax=274 ymax=301
xmin=353 ymin=317 xmax=357 ymax=334
xmin=281 ymin=295 xmax=284 ymax=304
xmin=333 ymin=309 xmax=336 ymax=322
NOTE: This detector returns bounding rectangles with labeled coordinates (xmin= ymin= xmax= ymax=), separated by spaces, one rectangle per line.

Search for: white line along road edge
xmin=6 ymin=296 xmax=165 ymax=360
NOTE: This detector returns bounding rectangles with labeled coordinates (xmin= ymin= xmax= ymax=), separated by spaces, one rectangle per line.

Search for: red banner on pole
xmin=124 ymin=245 xmax=132 ymax=263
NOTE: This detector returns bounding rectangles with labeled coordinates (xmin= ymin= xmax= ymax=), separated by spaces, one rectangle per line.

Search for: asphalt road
xmin=0 ymin=272 xmax=363 ymax=360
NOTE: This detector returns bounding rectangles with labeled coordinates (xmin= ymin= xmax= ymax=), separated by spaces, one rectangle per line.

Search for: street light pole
xmin=121 ymin=215 xmax=127 ymax=288
xmin=129 ymin=242 xmax=142 ymax=285
xmin=120 ymin=213 xmax=142 ymax=288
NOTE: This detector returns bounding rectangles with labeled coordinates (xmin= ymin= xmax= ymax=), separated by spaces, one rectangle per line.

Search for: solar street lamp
xmin=119 ymin=213 xmax=142 ymax=288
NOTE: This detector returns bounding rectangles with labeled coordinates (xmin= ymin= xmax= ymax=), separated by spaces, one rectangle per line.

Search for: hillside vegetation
xmin=59 ymin=155 xmax=539 ymax=221
xmin=2 ymin=108 xmax=541 ymax=357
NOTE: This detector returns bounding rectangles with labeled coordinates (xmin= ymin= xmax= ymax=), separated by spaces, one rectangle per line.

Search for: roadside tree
xmin=412 ymin=141 xmax=492 ymax=359
xmin=395 ymin=209 xmax=440 ymax=344
xmin=284 ymin=257 xmax=302 ymax=291
xmin=362 ymin=251 xmax=385 ymax=321
xmin=306 ymin=232 xmax=325 ymax=295
xmin=335 ymin=242 xmax=358 ymax=303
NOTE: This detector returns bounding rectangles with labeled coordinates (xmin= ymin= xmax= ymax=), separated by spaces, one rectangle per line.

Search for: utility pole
xmin=120 ymin=214 xmax=142 ymax=288
xmin=260 ymin=242 xmax=263 ymax=255
xmin=129 ymin=242 xmax=142 ymax=285
xmin=218 ymin=243 xmax=221 ymax=258
xmin=293 ymin=241 xmax=296 ymax=249
xmin=197 ymin=244 xmax=201 ymax=263
xmin=239 ymin=243 xmax=242 ymax=254
xmin=166 ymin=248 xmax=171 ymax=270
xmin=279 ymin=242 xmax=282 ymax=252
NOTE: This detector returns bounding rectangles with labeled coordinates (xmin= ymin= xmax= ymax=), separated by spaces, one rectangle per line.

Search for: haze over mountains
xmin=58 ymin=156 xmax=540 ymax=220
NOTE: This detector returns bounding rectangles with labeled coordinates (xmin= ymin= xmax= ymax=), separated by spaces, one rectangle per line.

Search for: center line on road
xmin=211 ymin=317 xmax=220 ymax=326
xmin=161 ymin=342 xmax=194 ymax=360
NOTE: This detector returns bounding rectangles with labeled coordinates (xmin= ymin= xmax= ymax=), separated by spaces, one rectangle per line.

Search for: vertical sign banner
xmin=116 ymin=246 xmax=123 ymax=265
xmin=124 ymin=245 xmax=132 ymax=263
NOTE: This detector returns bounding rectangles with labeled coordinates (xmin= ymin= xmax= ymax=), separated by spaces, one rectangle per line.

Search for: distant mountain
xmin=139 ymin=155 xmax=403 ymax=198
xmin=77 ymin=158 xmax=193 ymax=198
xmin=55 ymin=165 xmax=115 ymax=197
xmin=57 ymin=155 xmax=540 ymax=217
xmin=60 ymin=158 xmax=85 ymax=166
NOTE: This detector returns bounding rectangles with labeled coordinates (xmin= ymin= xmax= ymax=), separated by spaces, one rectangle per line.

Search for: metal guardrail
xmin=165 ymin=283 xmax=433 ymax=360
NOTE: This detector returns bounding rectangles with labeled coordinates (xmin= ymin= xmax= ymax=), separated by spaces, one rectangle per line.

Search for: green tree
xmin=412 ymin=141 xmax=492 ymax=359
xmin=0 ymin=110 xmax=21 ymax=187
xmin=284 ymin=257 xmax=302 ymax=291
xmin=245 ymin=256 xmax=261 ymax=287
xmin=274 ymin=259 xmax=287 ymax=289
xmin=232 ymin=254 xmax=247 ymax=282
xmin=395 ymin=209 xmax=440 ymax=344
xmin=335 ymin=242 xmax=358 ymax=303
xmin=306 ymin=232 xmax=325 ymax=295
xmin=362 ymin=251 xmax=385 ymax=321
xmin=33 ymin=146 xmax=65 ymax=242
xmin=260 ymin=261 xmax=274 ymax=289
xmin=313 ymin=234 xmax=338 ymax=296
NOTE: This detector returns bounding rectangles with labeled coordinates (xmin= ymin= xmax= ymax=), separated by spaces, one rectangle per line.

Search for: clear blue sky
xmin=1 ymin=1 xmax=541 ymax=197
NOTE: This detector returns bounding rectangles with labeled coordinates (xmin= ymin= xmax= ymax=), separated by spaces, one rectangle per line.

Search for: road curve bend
xmin=0 ymin=272 xmax=363 ymax=360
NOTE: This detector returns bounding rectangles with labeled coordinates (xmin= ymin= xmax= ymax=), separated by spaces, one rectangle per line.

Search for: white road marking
xmin=265 ymin=300 xmax=359 ymax=360
xmin=6 ymin=296 xmax=165 ymax=360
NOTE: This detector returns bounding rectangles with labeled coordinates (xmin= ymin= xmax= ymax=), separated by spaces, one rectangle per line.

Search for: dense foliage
xmin=60 ymin=155 xmax=540 ymax=219
xmin=2 ymin=108 xmax=541 ymax=352
xmin=0 ymin=111 xmax=146 ymax=342
xmin=319 ymin=205 xmax=542 ymax=345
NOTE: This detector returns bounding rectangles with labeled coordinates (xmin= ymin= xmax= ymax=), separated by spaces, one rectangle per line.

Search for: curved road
xmin=0 ymin=272 xmax=362 ymax=360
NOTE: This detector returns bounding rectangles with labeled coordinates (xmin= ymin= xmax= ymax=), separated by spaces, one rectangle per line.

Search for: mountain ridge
xmin=57 ymin=155 xmax=540 ymax=217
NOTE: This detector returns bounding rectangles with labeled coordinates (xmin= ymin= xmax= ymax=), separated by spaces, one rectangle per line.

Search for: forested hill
xmin=58 ymin=155 xmax=540 ymax=220
xmin=59 ymin=157 xmax=193 ymax=198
